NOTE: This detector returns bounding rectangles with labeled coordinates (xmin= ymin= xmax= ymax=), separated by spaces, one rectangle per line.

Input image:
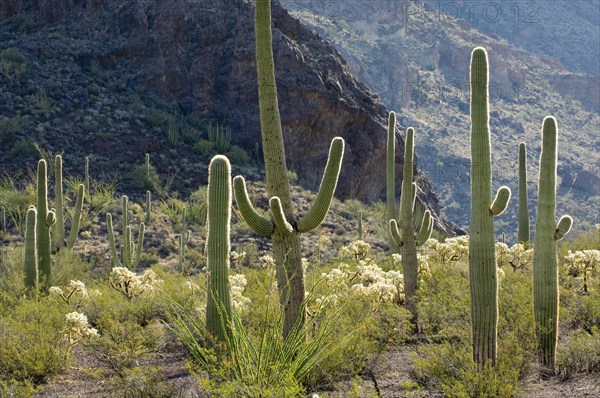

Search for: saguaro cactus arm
xmin=53 ymin=155 xmax=65 ymax=253
xmin=233 ymin=176 xmax=274 ymax=236
xmin=555 ymin=215 xmax=573 ymax=240
xmin=490 ymin=186 xmax=511 ymax=216
xmin=297 ymin=137 xmax=345 ymax=233
xmin=389 ymin=219 xmax=403 ymax=246
xmin=415 ymin=210 xmax=433 ymax=246
xmin=269 ymin=197 xmax=294 ymax=237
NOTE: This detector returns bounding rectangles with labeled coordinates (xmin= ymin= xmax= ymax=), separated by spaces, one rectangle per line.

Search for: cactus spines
xmin=36 ymin=159 xmax=56 ymax=287
xmin=469 ymin=47 xmax=511 ymax=368
xmin=232 ymin=0 xmax=345 ymax=338
xmin=206 ymin=155 xmax=233 ymax=343
xmin=24 ymin=206 xmax=38 ymax=289
xmin=518 ymin=143 xmax=530 ymax=243
xmin=387 ymin=126 xmax=433 ymax=317
xmin=106 ymin=195 xmax=145 ymax=269
xmin=533 ymin=116 xmax=572 ymax=371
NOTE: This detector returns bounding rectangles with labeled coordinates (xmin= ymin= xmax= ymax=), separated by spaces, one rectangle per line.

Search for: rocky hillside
xmin=281 ymin=0 xmax=600 ymax=237
xmin=0 ymin=0 xmax=459 ymax=234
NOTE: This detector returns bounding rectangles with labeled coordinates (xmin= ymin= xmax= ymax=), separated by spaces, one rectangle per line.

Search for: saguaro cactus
xmin=177 ymin=230 xmax=191 ymax=273
xmin=206 ymin=155 xmax=233 ymax=343
xmin=386 ymin=112 xmax=401 ymax=255
xmin=518 ymin=143 xmax=530 ymax=244
xmin=36 ymin=159 xmax=56 ymax=288
xmin=469 ymin=47 xmax=511 ymax=369
xmin=24 ymin=206 xmax=38 ymax=289
xmin=234 ymin=0 xmax=345 ymax=338
xmin=106 ymin=195 xmax=145 ymax=269
xmin=52 ymin=155 xmax=84 ymax=254
xmin=388 ymin=126 xmax=433 ymax=317
xmin=533 ymin=116 xmax=572 ymax=371
xmin=234 ymin=0 xmax=344 ymax=336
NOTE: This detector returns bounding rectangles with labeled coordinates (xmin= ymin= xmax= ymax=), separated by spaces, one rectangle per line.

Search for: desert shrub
xmin=0 ymin=298 xmax=67 ymax=385
xmin=558 ymin=327 xmax=600 ymax=379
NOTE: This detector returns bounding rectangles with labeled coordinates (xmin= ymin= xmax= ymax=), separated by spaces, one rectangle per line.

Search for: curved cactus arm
xmin=46 ymin=211 xmax=56 ymax=227
xmin=297 ymin=137 xmax=345 ymax=233
xmin=518 ymin=143 xmax=530 ymax=243
xmin=490 ymin=186 xmax=511 ymax=216
xmin=415 ymin=210 xmax=433 ymax=246
xmin=554 ymin=215 xmax=573 ymax=240
xmin=66 ymin=184 xmax=84 ymax=250
xmin=389 ymin=219 xmax=403 ymax=246
xmin=270 ymin=197 xmax=294 ymax=237
xmin=24 ymin=206 xmax=38 ymax=289
xmin=233 ymin=176 xmax=274 ymax=235
xmin=133 ymin=222 xmax=145 ymax=268
xmin=106 ymin=213 xmax=120 ymax=268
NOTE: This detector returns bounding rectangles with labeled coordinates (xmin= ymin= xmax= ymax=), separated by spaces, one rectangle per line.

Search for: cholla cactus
xmin=229 ymin=274 xmax=252 ymax=313
xmin=423 ymin=236 xmax=469 ymax=266
xmin=564 ymin=250 xmax=600 ymax=292
xmin=339 ymin=240 xmax=372 ymax=260
xmin=49 ymin=280 xmax=89 ymax=309
xmin=63 ymin=311 xmax=98 ymax=358
xmin=109 ymin=267 xmax=161 ymax=299
xmin=496 ymin=242 xmax=533 ymax=272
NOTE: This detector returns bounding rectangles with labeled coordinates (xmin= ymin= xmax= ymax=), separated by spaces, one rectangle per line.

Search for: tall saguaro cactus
xmin=233 ymin=0 xmax=345 ymax=338
xmin=36 ymin=159 xmax=56 ymax=288
xmin=24 ymin=206 xmax=38 ymax=289
xmin=206 ymin=155 xmax=233 ymax=343
xmin=469 ymin=47 xmax=511 ymax=368
xmin=533 ymin=116 xmax=572 ymax=371
xmin=386 ymin=112 xmax=401 ymax=255
xmin=388 ymin=126 xmax=433 ymax=317
xmin=106 ymin=195 xmax=145 ymax=269
xmin=52 ymin=155 xmax=84 ymax=254
xmin=518 ymin=143 xmax=530 ymax=244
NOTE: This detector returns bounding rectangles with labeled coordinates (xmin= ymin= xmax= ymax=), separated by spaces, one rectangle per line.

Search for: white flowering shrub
xmin=229 ymin=250 xmax=247 ymax=269
xmin=63 ymin=311 xmax=98 ymax=358
xmin=109 ymin=267 xmax=162 ymax=299
xmin=229 ymin=273 xmax=252 ymax=312
xmin=565 ymin=250 xmax=600 ymax=292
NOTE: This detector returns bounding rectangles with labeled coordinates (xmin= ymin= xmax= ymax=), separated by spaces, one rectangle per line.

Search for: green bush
xmin=558 ymin=327 xmax=600 ymax=379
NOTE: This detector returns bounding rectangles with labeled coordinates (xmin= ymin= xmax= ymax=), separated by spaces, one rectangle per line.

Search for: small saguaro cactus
xmin=518 ymin=143 xmax=530 ymax=244
xmin=24 ymin=206 xmax=38 ymax=289
xmin=84 ymin=156 xmax=90 ymax=196
xmin=233 ymin=0 xmax=346 ymax=338
xmin=468 ymin=47 xmax=511 ymax=369
xmin=1 ymin=206 xmax=6 ymax=233
xmin=145 ymin=190 xmax=152 ymax=225
xmin=388 ymin=126 xmax=433 ymax=317
xmin=533 ymin=116 xmax=572 ymax=372
xmin=205 ymin=155 xmax=233 ymax=343
xmin=177 ymin=230 xmax=191 ymax=273
xmin=36 ymin=159 xmax=56 ymax=288
xmin=106 ymin=195 xmax=145 ymax=269
xmin=52 ymin=155 xmax=85 ymax=255
xmin=357 ymin=210 xmax=364 ymax=240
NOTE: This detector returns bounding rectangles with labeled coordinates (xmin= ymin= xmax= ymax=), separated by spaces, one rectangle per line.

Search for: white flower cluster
xmin=229 ymin=273 xmax=251 ymax=312
xmin=64 ymin=311 xmax=98 ymax=340
xmin=423 ymin=236 xmax=469 ymax=265
xmin=495 ymin=242 xmax=533 ymax=271
xmin=109 ymin=267 xmax=162 ymax=299
xmin=339 ymin=240 xmax=371 ymax=260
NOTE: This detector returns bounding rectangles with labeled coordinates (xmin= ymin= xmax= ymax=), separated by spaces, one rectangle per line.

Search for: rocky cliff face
xmin=0 ymin=0 xmax=456 ymax=233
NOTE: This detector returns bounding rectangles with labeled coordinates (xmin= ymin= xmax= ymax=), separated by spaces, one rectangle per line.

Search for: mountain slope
xmin=281 ymin=0 xmax=600 ymax=237
xmin=0 ymin=0 xmax=458 ymax=233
